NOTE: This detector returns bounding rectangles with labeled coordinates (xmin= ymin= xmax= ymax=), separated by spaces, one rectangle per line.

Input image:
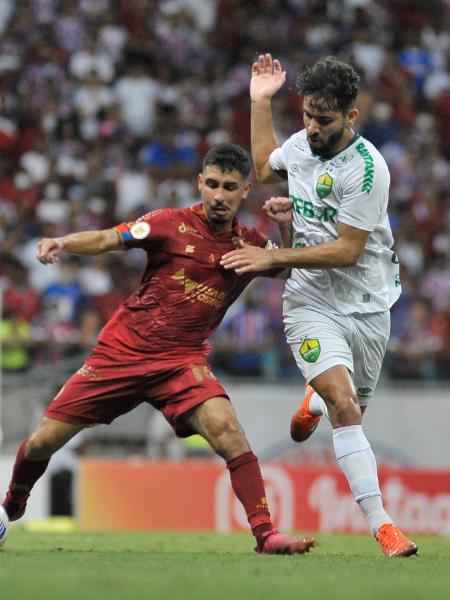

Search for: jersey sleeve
xmin=115 ymin=208 xmax=172 ymax=249
xmin=338 ymin=157 xmax=390 ymax=232
xmin=269 ymin=146 xmax=287 ymax=172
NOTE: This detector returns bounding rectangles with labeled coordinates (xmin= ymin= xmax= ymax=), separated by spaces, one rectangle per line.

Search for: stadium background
xmin=0 ymin=0 xmax=449 ymax=532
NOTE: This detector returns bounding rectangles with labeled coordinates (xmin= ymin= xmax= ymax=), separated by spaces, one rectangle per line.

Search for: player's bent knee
xmin=26 ymin=422 xmax=73 ymax=459
xmin=26 ymin=433 xmax=61 ymax=460
xmin=207 ymin=419 xmax=250 ymax=459
xmin=321 ymin=388 xmax=361 ymax=425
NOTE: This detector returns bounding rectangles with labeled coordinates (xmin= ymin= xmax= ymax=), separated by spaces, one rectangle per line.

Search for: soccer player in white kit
xmin=221 ymin=54 xmax=418 ymax=557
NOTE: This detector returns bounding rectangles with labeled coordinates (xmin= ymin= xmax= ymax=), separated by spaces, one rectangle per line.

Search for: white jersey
xmin=270 ymin=130 xmax=401 ymax=314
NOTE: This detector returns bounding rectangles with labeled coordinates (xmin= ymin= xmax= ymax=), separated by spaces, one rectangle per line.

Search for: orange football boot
xmin=290 ymin=384 xmax=321 ymax=442
xmin=375 ymin=523 xmax=419 ymax=557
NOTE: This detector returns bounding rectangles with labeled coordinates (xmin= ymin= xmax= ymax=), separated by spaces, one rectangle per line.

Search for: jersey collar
xmin=315 ymin=132 xmax=361 ymax=162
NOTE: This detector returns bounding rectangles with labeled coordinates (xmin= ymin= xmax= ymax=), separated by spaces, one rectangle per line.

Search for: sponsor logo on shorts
xmin=299 ymin=338 xmax=321 ymax=363
xmin=130 ymin=222 xmax=150 ymax=239
xmin=190 ymin=364 xmax=217 ymax=382
xmin=357 ymin=387 xmax=372 ymax=397
xmin=77 ymin=364 xmax=103 ymax=381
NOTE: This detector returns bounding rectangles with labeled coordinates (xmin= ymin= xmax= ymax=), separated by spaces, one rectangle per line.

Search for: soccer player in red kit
xmin=1 ymin=143 xmax=314 ymax=555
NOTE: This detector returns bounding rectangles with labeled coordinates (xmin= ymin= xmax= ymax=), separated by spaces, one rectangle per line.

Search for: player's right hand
xmin=36 ymin=237 xmax=63 ymax=264
xmin=250 ymin=54 xmax=286 ymax=102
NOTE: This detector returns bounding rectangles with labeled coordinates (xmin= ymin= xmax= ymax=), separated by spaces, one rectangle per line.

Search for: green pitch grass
xmin=0 ymin=529 xmax=449 ymax=600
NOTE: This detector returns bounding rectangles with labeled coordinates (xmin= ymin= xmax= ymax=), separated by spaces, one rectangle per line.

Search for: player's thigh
xmin=147 ymin=359 xmax=230 ymax=438
xmin=283 ymin=305 xmax=353 ymax=383
xmin=351 ymin=311 xmax=390 ymax=406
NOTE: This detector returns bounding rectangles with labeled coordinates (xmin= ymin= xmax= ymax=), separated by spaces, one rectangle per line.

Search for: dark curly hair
xmin=203 ymin=143 xmax=251 ymax=178
xmin=296 ymin=56 xmax=360 ymax=113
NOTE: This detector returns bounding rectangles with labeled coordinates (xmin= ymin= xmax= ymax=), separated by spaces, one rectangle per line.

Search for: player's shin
xmin=226 ymin=451 xmax=273 ymax=547
xmin=332 ymin=425 xmax=392 ymax=534
xmin=2 ymin=438 xmax=50 ymax=521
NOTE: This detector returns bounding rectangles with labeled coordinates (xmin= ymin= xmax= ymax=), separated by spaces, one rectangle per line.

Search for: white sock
xmin=333 ymin=425 xmax=392 ymax=535
xmin=309 ymin=391 xmax=329 ymax=419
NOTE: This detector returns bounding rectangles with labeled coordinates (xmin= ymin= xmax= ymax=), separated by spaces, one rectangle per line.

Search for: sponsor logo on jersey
xmin=179 ymin=222 xmax=203 ymax=238
xmin=337 ymin=153 xmax=353 ymax=164
xmin=291 ymin=195 xmax=337 ymax=222
xmin=289 ymin=163 xmax=300 ymax=173
xmin=355 ymin=142 xmax=374 ymax=192
xmin=316 ymin=173 xmax=333 ymax=199
xmin=171 ymin=269 xmax=226 ymax=308
xmin=185 ymin=245 xmax=195 ymax=253
xmin=299 ymin=338 xmax=321 ymax=363
xmin=130 ymin=222 xmax=150 ymax=239
xmin=330 ymin=153 xmax=354 ymax=169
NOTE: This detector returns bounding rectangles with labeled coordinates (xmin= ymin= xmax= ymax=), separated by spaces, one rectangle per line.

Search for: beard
xmin=307 ymin=125 xmax=346 ymax=158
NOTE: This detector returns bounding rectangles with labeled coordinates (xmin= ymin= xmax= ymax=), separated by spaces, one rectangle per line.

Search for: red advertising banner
xmin=78 ymin=459 xmax=450 ymax=534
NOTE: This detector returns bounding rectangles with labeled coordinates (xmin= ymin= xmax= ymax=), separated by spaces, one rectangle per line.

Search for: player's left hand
xmin=221 ymin=242 xmax=275 ymax=274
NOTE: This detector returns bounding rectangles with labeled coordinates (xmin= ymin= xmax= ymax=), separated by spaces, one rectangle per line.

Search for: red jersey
xmin=98 ymin=204 xmax=275 ymax=357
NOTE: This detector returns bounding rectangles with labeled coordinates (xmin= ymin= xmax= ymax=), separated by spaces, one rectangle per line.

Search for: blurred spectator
xmin=386 ymin=298 xmax=444 ymax=380
xmin=41 ymin=258 xmax=85 ymax=325
xmin=115 ymin=151 xmax=153 ymax=220
xmin=210 ymin=283 xmax=280 ymax=377
xmin=114 ymin=61 xmax=161 ymax=137
xmin=0 ymin=308 xmax=36 ymax=372
xmin=2 ymin=260 xmax=41 ymax=322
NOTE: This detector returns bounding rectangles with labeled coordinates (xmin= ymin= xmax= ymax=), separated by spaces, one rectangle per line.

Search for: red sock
xmin=7 ymin=439 xmax=50 ymax=495
xmin=227 ymin=451 xmax=273 ymax=545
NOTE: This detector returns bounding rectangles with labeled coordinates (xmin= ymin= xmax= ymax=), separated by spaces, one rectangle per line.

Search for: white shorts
xmin=283 ymin=302 xmax=390 ymax=406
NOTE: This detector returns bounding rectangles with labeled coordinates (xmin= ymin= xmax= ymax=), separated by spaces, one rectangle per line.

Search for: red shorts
xmin=45 ymin=345 xmax=228 ymax=437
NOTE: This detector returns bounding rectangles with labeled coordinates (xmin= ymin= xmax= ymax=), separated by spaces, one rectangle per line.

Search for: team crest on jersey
xmin=299 ymin=338 xmax=321 ymax=363
xmin=316 ymin=173 xmax=333 ymax=199
xmin=130 ymin=222 xmax=150 ymax=239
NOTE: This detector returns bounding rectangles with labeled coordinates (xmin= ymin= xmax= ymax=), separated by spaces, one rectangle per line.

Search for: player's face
xmin=198 ymin=165 xmax=252 ymax=232
xmin=303 ymin=97 xmax=358 ymax=158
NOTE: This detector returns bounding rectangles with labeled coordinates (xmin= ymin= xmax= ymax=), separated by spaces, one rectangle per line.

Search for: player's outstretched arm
xmin=36 ymin=228 xmax=125 ymax=264
xmin=251 ymin=54 xmax=286 ymax=183
xmin=250 ymin=54 xmax=286 ymax=103
xmin=221 ymin=222 xmax=370 ymax=274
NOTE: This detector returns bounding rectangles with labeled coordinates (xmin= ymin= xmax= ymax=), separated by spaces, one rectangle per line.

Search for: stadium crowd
xmin=0 ymin=0 xmax=449 ymax=380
